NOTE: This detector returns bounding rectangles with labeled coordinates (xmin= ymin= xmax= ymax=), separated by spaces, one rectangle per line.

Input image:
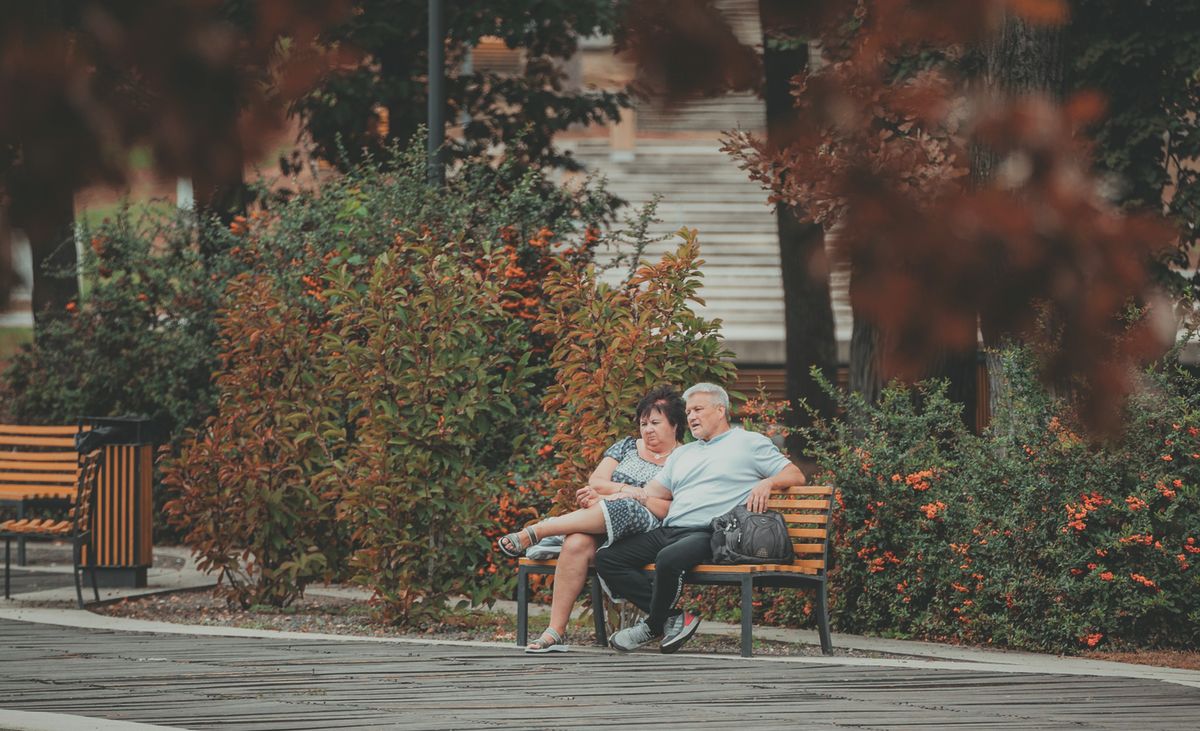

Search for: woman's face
xmin=639 ymin=408 xmax=677 ymax=450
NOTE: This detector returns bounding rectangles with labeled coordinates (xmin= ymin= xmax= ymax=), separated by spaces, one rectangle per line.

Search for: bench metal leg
xmin=89 ymin=541 xmax=100 ymax=604
xmin=590 ymin=573 xmax=607 ymax=647
xmin=16 ymin=503 xmax=25 ymax=566
xmin=516 ymin=566 xmax=529 ymax=648
xmin=740 ymin=575 xmax=754 ymax=658
xmin=816 ymin=580 xmax=833 ymax=655
xmin=72 ymin=539 xmax=84 ymax=609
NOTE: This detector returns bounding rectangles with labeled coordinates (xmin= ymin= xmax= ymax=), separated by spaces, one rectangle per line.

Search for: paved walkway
xmin=4 ymin=546 xmax=1200 ymax=729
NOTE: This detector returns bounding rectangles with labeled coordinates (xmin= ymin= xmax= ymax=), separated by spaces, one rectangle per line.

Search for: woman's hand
xmin=576 ymin=485 xmax=599 ymax=508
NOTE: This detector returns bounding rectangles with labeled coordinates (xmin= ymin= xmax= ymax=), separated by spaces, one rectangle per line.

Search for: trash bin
xmin=77 ymin=416 xmax=157 ymax=588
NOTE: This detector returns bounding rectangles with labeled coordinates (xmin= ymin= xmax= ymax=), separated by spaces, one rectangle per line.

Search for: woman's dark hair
xmin=636 ymin=384 xmax=686 ymax=441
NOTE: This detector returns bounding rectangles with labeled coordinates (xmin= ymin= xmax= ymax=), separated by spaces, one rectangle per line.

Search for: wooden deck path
xmin=2 ymin=618 xmax=1199 ymax=730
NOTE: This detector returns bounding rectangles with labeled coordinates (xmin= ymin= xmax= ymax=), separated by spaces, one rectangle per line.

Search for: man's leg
xmin=646 ymin=528 xmax=712 ymax=634
xmin=594 ymin=528 xmax=668 ymax=613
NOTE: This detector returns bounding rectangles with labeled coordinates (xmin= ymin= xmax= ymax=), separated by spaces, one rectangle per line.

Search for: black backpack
xmin=710 ymin=505 xmax=794 ymax=564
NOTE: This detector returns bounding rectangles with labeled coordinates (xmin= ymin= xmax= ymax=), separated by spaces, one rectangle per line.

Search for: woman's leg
xmin=528 ymin=503 xmax=608 ymax=544
xmin=536 ymin=533 xmax=600 ymax=643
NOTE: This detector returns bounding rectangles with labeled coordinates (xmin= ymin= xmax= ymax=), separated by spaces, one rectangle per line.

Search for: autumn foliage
xmin=161 ymin=149 xmax=611 ymax=617
xmin=535 ymin=230 xmax=737 ymax=514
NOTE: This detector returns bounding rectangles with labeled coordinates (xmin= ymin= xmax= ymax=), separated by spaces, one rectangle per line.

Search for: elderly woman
xmin=497 ymin=385 xmax=686 ymax=653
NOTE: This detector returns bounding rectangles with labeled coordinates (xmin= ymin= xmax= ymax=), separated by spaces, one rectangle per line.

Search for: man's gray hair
xmin=683 ymin=382 xmax=730 ymax=411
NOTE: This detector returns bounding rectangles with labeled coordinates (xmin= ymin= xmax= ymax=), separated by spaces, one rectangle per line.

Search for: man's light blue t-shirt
xmin=656 ymin=427 xmax=793 ymax=528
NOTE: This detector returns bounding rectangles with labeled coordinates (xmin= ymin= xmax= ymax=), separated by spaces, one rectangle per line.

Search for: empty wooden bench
xmin=517 ymin=484 xmax=835 ymax=657
xmin=3 ymin=449 xmax=102 ymax=608
xmin=0 ymin=424 xmax=90 ymax=564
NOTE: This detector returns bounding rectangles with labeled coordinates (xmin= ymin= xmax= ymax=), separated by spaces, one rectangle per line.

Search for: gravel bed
xmin=91 ymin=588 xmax=900 ymax=658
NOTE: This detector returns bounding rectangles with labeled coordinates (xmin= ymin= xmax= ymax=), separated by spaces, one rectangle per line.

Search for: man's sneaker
xmin=610 ymin=619 xmax=662 ymax=652
xmin=660 ymin=611 xmax=701 ymax=654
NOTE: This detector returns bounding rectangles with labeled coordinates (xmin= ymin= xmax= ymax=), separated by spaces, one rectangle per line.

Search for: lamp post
xmin=427 ymin=0 xmax=445 ymax=187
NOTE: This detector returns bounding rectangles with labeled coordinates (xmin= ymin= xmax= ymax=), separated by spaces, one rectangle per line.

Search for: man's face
xmin=685 ymin=392 xmax=726 ymax=441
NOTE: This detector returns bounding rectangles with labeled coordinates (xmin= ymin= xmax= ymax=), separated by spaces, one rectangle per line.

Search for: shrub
xmin=534 ymin=229 xmax=738 ymax=513
xmin=322 ymin=243 xmax=535 ymax=624
xmin=163 ymin=146 xmax=613 ymax=615
xmin=161 ymin=269 xmax=347 ymax=608
xmin=2 ymin=206 xmax=233 ymax=442
xmin=805 ymin=346 xmax=1200 ymax=653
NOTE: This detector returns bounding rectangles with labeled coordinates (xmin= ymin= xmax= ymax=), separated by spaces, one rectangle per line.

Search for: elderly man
xmin=594 ymin=382 xmax=806 ymax=653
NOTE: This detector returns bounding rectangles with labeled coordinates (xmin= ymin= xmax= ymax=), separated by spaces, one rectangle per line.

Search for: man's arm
xmin=746 ymin=463 xmax=807 ymax=513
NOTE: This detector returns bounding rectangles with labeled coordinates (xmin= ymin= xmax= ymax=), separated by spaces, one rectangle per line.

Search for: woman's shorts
xmin=598 ymin=497 xmax=661 ymax=547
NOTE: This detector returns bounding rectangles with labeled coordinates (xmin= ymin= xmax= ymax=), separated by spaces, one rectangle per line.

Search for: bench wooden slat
xmin=787 ymin=527 xmax=827 ymax=539
xmin=0 ymin=425 xmax=80 ymax=436
xmin=790 ymin=543 xmax=825 ymax=553
xmin=771 ymin=485 xmax=833 ymax=496
xmin=0 ymin=451 xmax=79 ymax=463
xmin=766 ymin=498 xmax=830 ymax=510
xmin=0 ymin=472 xmax=78 ymax=484
xmin=778 ymin=512 xmax=828 ymax=524
xmin=0 ymin=436 xmax=76 ymax=448
xmin=752 ymin=564 xmax=820 ymax=575
xmin=0 ymin=485 xmax=75 ymax=498
xmin=0 ymin=461 xmax=79 ymax=473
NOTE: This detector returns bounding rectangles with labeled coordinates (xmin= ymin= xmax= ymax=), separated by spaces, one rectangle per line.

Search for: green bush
xmin=162 ymin=145 xmax=616 ymax=615
xmin=161 ymin=270 xmax=346 ymax=608
xmin=805 ymin=346 xmax=1200 ymax=653
xmin=1 ymin=206 xmax=234 ymax=441
xmin=322 ymin=244 xmax=535 ymax=623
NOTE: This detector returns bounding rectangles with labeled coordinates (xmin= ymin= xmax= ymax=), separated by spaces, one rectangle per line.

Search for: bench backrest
xmin=767 ymin=484 xmax=834 ymax=575
xmin=0 ymin=424 xmax=85 ymax=502
xmin=71 ymin=450 xmax=103 ymax=537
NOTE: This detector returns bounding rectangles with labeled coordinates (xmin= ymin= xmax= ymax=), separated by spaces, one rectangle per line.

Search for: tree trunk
xmin=974 ymin=13 xmax=1065 ymax=425
xmin=760 ymin=1 xmax=837 ymax=460
xmin=193 ymin=142 xmax=249 ymax=258
xmin=24 ymin=186 xmax=77 ymax=333
xmin=0 ymin=198 xmax=12 ymax=308
xmin=849 ymin=312 xmax=881 ymax=405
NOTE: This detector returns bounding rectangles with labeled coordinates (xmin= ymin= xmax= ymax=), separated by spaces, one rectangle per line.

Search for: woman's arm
xmin=605 ymin=478 xmax=672 ymax=520
xmin=586 ymin=457 xmax=634 ymax=495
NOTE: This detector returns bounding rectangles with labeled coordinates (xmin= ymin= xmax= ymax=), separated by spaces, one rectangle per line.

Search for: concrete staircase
xmin=563 ymin=138 xmax=851 ymax=364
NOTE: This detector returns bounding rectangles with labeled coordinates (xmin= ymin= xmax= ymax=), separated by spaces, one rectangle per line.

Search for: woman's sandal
xmin=497 ymin=526 xmax=538 ymax=558
xmin=525 ymin=626 xmax=568 ymax=654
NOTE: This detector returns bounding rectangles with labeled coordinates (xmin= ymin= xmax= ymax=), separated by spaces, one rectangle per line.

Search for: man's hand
xmin=746 ymin=480 xmax=772 ymax=513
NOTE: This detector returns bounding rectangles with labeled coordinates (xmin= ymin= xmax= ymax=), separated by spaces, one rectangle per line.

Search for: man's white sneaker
xmin=610 ymin=619 xmax=662 ymax=652
xmin=660 ymin=611 xmax=701 ymax=654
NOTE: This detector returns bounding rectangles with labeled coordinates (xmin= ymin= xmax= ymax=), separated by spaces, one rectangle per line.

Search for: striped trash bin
xmin=78 ymin=417 xmax=156 ymax=588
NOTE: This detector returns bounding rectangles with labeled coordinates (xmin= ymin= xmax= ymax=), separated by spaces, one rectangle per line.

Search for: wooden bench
xmin=3 ymin=449 xmax=102 ymax=607
xmin=0 ymin=425 xmax=89 ymax=564
xmin=516 ymin=484 xmax=834 ymax=657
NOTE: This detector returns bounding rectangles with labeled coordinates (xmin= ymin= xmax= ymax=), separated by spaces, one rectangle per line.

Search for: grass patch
xmin=0 ymin=326 xmax=32 ymax=362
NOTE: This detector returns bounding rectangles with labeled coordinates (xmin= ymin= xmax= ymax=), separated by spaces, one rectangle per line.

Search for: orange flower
xmin=65 ymin=301 xmax=77 ymax=313
xmin=1082 ymin=633 xmax=1103 ymax=648
xmin=1119 ymin=533 xmax=1154 ymax=546
xmin=1125 ymin=495 xmax=1148 ymax=511
xmin=919 ymin=501 xmax=947 ymax=519
xmin=1162 ymin=454 xmax=1174 ymax=462
xmin=1099 ymin=571 xmax=1114 ymax=581
xmin=1130 ymin=573 xmax=1158 ymax=590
